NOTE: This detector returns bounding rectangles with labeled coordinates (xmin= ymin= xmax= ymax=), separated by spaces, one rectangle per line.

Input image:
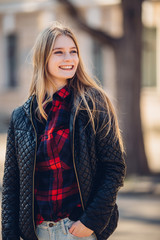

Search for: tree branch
xmin=58 ymin=0 xmax=123 ymax=48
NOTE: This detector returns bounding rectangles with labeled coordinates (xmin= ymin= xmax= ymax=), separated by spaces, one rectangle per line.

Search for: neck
xmin=47 ymin=80 xmax=68 ymax=96
xmin=57 ymin=83 xmax=67 ymax=90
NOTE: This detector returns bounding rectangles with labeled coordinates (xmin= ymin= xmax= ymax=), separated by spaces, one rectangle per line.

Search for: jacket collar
xmin=23 ymin=95 xmax=35 ymax=121
xmin=22 ymin=88 xmax=77 ymax=120
xmin=22 ymin=90 xmax=81 ymax=153
xmin=22 ymin=90 xmax=77 ymax=127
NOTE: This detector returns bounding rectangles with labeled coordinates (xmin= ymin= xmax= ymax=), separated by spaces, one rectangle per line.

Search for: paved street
xmin=110 ymin=193 xmax=160 ymax=240
xmin=0 ymin=133 xmax=160 ymax=240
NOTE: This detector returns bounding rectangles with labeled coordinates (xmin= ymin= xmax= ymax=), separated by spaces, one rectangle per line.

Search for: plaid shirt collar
xmin=43 ymin=85 xmax=71 ymax=116
xmin=53 ymin=85 xmax=70 ymax=100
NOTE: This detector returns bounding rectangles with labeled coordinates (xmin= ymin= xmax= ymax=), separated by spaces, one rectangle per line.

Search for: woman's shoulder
xmin=85 ymin=87 xmax=107 ymax=107
xmin=86 ymin=86 xmax=101 ymax=96
xmin=10 ymin=96 xmax=34 ymax=125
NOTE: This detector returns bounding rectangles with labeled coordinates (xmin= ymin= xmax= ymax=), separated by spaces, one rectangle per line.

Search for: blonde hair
xmin=29 ymin=22 xmax=124 ymax=152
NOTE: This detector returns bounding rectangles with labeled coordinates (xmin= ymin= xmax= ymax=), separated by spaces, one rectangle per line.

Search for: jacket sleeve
xmin=1 ymin=111 xmax=20 ymax=240
xmin=80 ymin=105 xmax=126 ymax=234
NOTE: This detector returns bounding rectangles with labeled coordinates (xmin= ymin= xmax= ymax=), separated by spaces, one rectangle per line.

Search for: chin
xmin=63 ymin=74 xmax=75 ymax=79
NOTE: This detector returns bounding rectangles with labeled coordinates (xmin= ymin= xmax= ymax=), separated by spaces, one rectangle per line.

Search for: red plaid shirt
xmin=34 ymin=86 xmax=82 ymax=225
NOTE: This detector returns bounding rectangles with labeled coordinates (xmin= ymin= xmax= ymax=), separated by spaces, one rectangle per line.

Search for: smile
xmin=59 ymin=65 xmax=74 ymax=70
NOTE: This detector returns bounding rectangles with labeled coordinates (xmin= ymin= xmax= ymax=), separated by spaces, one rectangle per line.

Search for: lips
xmin=59 ymin=65 xmax=74 ymax=70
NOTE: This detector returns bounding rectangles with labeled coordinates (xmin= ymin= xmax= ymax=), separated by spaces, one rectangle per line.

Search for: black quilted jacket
xmin=2 ymin=89 xmax=126 ymax=240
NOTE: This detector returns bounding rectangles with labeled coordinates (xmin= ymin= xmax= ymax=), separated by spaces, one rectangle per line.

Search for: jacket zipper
xmin=30 ymin=96 xmax=39 ymax=240
xmin=72 ymin=116 xmax=85 ymax=211
xmin=72 ymin=115 xmax=98 ymax=239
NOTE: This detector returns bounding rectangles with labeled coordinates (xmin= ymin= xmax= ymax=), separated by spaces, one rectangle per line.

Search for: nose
xmin=64 ymin=52 xmax=72 ymax=61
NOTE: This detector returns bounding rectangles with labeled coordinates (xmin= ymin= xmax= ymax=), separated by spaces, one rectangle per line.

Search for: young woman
xmin=2 ymin=22 xmax=126 ymax=240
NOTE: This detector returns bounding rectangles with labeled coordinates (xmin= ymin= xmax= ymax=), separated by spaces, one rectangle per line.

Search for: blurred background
xmin=0 ymin=0 xmax=160 ymax=239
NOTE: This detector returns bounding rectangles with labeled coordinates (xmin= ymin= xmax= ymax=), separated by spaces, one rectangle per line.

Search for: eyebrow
xmin=53 ymin=47 xmax=77 ymax=51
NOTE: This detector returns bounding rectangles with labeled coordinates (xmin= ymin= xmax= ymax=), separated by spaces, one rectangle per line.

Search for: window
xmin=142 ymin=27 xmax=156 ymax=87
xmin=92 ymin=40 xmax=103 ymax=85
xmin=6 ymin=34 xmax=17 ymax=87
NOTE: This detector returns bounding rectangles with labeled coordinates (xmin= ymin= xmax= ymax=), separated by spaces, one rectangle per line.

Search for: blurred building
xmin=141 ymin=1 xmax=160 ymax=172
xmin=0 ymin=0 xmax=159 ymax=171
xmin=0 ymin=0 xmax=122 ymax=126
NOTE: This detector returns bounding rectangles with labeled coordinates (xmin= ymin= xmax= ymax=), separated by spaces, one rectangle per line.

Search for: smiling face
xmin=47 ymin=34 xmax=79 ymax=89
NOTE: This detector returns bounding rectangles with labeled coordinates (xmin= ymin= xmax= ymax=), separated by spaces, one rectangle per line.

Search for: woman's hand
xmin=69 ymin=220 xmax=94 ymax=237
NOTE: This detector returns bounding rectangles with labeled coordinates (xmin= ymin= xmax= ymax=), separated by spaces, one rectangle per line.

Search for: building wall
xmin=0 ymin=12 xmax=39 ymax=117
xmin=0 ymin=1 xmax=123 ymax=121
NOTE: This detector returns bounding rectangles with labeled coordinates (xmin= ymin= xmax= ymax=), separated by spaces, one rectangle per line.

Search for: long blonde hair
xmin=29 ymin=22 xmax=124 ymax=152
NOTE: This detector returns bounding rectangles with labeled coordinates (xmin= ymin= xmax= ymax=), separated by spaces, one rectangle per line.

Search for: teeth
xmin=60 ymin=66 xmax=73 ymax=69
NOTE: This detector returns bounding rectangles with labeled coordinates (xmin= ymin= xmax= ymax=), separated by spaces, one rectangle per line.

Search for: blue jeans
xmin=36 ymin=217 xmax=97 ymax=240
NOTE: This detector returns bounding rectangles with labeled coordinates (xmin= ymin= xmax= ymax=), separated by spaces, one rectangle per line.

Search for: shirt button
xmin=49 ymin=223 xmax=54 ymax=227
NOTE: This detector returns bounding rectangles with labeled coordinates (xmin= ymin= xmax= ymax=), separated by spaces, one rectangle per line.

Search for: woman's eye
xmin=71 ymin=50 xmax=77 ymax=54
xmin=53 ymin=50 xmax=77 ymax=55
xmin=54 ymin=51 xmax=63 ymax=54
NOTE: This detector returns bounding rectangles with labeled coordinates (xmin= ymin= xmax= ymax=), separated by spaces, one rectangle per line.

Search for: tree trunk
xmin=115 ymin=0 xmax=150 ymax=174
